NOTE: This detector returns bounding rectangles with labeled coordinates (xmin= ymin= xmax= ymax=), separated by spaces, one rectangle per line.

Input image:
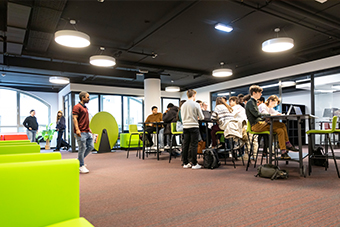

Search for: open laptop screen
xmin=294 ymin=106 xmax=303 ymax=115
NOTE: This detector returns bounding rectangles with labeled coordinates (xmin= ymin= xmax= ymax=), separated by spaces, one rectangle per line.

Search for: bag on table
xmin=255 ymin=164 xmax=289 ymax=180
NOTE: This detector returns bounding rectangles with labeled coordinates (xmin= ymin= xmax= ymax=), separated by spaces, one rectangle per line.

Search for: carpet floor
xmin=59 ymin=148 xmax=340 ymax=227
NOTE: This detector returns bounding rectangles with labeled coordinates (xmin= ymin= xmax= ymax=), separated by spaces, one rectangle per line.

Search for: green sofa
xmin=120 ymin=133 xmax=143 ymax=148
xmin=0 ymin=143 xmax=40 ymax=155
xmin=0 ymin=159 xmax=94 ymax=227
xmin=0 ymin=152 xmax=61 ymax=164
xmin=0 ymin=140 xmax=31 ymax=145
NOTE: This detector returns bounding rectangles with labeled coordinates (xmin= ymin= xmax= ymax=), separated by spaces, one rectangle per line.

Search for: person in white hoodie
xmin=229 ymin=96 xmax=247 ymax=122
xmin=181 ymin=89 xmax=204 ymax=169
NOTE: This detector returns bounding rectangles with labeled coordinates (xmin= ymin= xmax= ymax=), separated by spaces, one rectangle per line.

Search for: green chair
xmin=246 ymin=121 xmax=272 ymax=171
xmin=0 ymin=152 xmax=61 ymax=164
xmin=307 ymin=116 xmax=339 ymax=178
xmin=169 ymin=122 xmax=182 ymax=163
xmin=0 ymin=159 xmax=94 ymax=227
xmin=215 ymin=131 xmax=236 ymax=168
xmin=127 ymin=124 xmax=143 ymax=158
xmin=0 ymin=143 xmax=40 ymax=155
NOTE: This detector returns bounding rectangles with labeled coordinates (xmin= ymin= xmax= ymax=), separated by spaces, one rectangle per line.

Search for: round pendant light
xmin=165 ymin=86 xmax=180 ymax=92
xmin=212 ymin=68 xmax=233 ymax=77
xmin=54 ymin=30 xmax=90 ymax=48
xmin=90 ymin=55 xmax=116 ymax=67
xmin=49 ymin=76 xmax=70 ymax=84
xmin=262 ymin=37 xmax=294 ymax=53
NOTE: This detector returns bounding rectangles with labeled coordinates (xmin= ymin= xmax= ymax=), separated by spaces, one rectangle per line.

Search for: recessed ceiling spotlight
xmin=1 ymin=73 xmax=5 ymax=77
xmin=215 ymin=23 xmax=233 ymax=33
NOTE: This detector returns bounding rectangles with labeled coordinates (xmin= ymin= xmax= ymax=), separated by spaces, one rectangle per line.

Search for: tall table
xmin=140 ymin=121 xmax=164 ymax=160
xmin=267 ymin=114 xmax=316 ymax=177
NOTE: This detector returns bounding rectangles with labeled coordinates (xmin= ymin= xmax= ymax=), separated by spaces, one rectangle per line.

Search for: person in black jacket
xmin=163 ymin=103 xmax=179 ymax=149
xmin=23 ymin=109 xmax=39 ymax=142
xmin=54 ymin=110 xmax=70 ymax=151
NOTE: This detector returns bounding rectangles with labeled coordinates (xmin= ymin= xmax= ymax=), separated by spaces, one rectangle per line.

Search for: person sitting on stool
xmin=144 ymin=106 xmax=163 ymax=147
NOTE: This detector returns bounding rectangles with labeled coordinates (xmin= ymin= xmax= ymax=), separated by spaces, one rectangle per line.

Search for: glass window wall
xmin=123 ymin=96 xmax=143 ymax=131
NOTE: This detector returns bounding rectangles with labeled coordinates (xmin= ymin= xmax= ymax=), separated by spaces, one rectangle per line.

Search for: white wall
xmin=188 ymin=54 xmax=340 ymax=107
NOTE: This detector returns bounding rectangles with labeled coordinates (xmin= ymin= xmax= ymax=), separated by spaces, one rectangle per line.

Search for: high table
xmin=199 ymin=119 xmax=215 ymax=148
xmin=140 ymin=121 xmax=164 ymax=160
xmin=267 ymin=114 xmax=316 ymax=177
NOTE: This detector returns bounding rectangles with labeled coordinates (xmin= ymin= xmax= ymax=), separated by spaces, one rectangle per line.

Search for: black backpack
xmin=311 ymin=146 xmax=327 ymax=167
xmin=203 ymin=149 xmax=221 ymax=169
xmin=255 ymin=164 xmax=289 ymax=180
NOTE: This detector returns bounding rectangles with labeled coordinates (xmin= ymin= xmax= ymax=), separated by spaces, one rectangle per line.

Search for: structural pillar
xmin=144 ymin=73 xmax=161 ymax=119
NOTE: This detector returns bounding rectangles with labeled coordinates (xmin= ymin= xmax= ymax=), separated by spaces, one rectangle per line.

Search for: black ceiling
xmin=1 ymin=0 xmax=340 ymax=92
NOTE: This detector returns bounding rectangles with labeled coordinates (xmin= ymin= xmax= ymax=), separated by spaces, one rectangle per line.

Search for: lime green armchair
xmin=0 ymin=159 xmax=94 ymax=227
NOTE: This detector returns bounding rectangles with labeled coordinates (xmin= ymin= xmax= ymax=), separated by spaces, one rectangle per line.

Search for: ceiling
xmin=1 ymin=0 xmax=340 ymax=92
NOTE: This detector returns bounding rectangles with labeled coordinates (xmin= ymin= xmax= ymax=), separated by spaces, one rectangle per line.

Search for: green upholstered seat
xmin=46 ymin=217 xmax=94 ymax=227
xmin=129 ymin=124 xmax=143 ymax=135
xmin=0 ymin=152 xmax=61 ymax=164
xmin=120 ymin=133 xmax=143 ymax=148
xmin=0 ymin=159 xmax=93 ymax=227
xmin=171 ymin=122 xmax=183 ymax=135
xmin=0 ymin=144 xmax=40 ymax=155
xmin=0 ymin=140 xmax=31 ymax=145
xmin=247 ymin=121 xmax=270 ymax=135
xmin=307 ymin=116 xmax=338 ymax=134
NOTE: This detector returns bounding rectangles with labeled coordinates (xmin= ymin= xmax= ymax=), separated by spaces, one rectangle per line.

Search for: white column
xmin=144 ymin=78 xmax=161 ymax=120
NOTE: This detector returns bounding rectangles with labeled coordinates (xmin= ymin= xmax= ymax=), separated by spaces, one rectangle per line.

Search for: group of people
xmin=143 ymin=85 xmax=299 ymax=170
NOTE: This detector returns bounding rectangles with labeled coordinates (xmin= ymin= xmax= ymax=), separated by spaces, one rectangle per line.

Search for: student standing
xmin=181 ymin=89 xmax=204 ymax=169
xmin=23 ymin=109 xmax=39 ymax=142
xmin=73 ymin=91 xmax=94 ymax=173
xmin=54 ymin=110 xmax=70 ymax=151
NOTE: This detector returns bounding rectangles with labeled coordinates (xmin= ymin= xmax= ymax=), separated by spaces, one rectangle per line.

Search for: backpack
xmin=255 ymin=164 xmax=289 ymax=180
xmin=203 ymin=149 xmax=221 ymax=169
xmin=311 ymin=146 xmax=327 ymax=167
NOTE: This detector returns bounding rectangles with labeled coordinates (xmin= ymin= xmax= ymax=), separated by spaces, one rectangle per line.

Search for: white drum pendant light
xmin=54 ymin=30 xmax=90 ymax=48
xmin=262 ymin=28 xmax=294 ymax=53
xmin=90 ymin=55 xmax=116 ymax=67
xmin=165 ymin=86 xmax=180 ymax=92
xmin=49 ymin=76 xmax=70 ymax=84
xmin=212 ymin=62 xmax=233 ymax=77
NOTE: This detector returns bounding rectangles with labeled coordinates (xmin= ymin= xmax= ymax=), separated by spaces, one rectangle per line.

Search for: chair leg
xmin=328 ymin=135 xmax=340 ymax=178
xmin=254 ymin=136 xmax=261 ymax=168
xmin=127 ymin=134 xmax=133 ymax=158
xmin=169 ymin=135 xmax=174 ymax=163
xmin=246 ymin=134 xmax=254 ymax=171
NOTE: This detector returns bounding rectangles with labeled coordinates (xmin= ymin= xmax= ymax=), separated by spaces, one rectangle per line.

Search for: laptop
xmin=202 ymin=110 xmax=212 ymax=120
xmin=294 ymin=106 xmax=303 ymax=115
xmin=285 ymin=105 xmax=293 ymax=115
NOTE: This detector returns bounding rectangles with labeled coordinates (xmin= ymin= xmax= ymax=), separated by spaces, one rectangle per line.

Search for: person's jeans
xmin=182 ymin=128 xmax=199 ymax=165
xmin=27 ymin=129 xmax=37 ymax=143
xmin=56 ymin=130 xmax=70 ymax=150
xmin=159 ymin=128 xmax=164 ymax=147
xmin=76 ymin=132 xmax=94 ymax=167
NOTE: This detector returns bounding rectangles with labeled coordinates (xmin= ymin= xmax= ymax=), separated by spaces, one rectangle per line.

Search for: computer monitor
xmin=323 ymin=108 xmax=333 ymax=118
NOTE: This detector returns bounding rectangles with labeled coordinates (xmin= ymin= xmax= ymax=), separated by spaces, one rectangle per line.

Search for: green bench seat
xmin=0 ymin=152 xmax=61 ymax=164
xmin=0 ymin=140 xmax=31 ymax=145
xmin=0 ymin=159 xmax=94 ymax=227
xmin=0 ymin=144 xmax=40 ymax=155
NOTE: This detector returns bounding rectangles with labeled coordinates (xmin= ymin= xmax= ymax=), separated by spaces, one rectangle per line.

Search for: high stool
xmin=307 ymin=116 xmax=340 ymax=178
xmin=169 ymin=122 xmax=183 ymax=163
xmin=127 ymin=124 xmax=143 ymax=158
xmin=246 ymin=121 xmax=271 ymax=171
xmin=215 ymin=131 xmax=236 ymax=168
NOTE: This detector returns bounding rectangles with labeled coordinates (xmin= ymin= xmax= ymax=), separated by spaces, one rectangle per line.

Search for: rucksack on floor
xmin=255 ymin=164 xmax=289 ymax=180
xmin=311 ymin=146 xmax=327 ymax=167
xmin=203 ymin=149 xmax=220 ymax=169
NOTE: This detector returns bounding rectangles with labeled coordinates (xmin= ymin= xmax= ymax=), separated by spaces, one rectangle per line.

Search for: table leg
xmin=269 ymin=120 xmax=273 ymax=164
xmin=297 ymin=117 xmax=303 ymax=176
xmin=205 ymin=123 xmax=209 ymax=148
xmin=156 ymin=124 xmax=159 ymax=161
xmin=142 ymin=125 xmax=145 ymax=160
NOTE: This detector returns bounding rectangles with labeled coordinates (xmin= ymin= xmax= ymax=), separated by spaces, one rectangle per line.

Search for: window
xmin=0 ymin=87 xmax=51 ymax=133
xmin=123 ymin=96 xmax=143 ymax=131
xmin=101 ymin=95 xmax=122 ymax=132
xmin=161 ymin=98 xmax=180 ymax=113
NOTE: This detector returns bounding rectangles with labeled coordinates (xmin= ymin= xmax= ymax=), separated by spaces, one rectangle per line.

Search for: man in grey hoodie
xmin=181 ymin=89 xmax=204 ymax=169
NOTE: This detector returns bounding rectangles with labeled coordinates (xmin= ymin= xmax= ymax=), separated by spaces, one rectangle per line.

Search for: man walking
xmin=73 ymin=91 xmax=94 ymax=173
xmin=23 ymin=109 xmax=39 ymax=142
xmin=181 ymin=89 xmax=204 ymax=169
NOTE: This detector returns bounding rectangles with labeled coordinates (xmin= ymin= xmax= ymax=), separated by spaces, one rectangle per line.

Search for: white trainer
xmin=79 ymin=166 xmax=89 ymax=174
xmin=164 ymin=145 xmax=170 ymax=149
xmin=183 ymin=163 xmax=192 ymax=169
xmin=191 ymin=164 xmax=202 ymax=169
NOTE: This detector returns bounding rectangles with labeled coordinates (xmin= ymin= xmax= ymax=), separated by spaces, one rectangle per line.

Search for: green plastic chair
xmin=215 ymin=131 xmax=236 ymax=168
xmin=169 ymin=122 xmax=183 ymax=163
xmin=127 ymin=124 xmax=143 ymax=158
xmin=307 ymin=116 xmax=339 ymax=178
xmin=246 ymin=121 xmax=272 ymax=171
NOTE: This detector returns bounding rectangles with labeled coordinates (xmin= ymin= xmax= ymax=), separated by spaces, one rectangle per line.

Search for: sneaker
xmin=191 ymin=164 xmax=202 ymax=169
xmin=79 ymin=166 xmax=89 ymax=173
xmin=280 ymin=153 xmax=291 ymax=160
xmin=287 ymin=145 xmax=299 ymax=151
xmin=183 ymin=163 xmax=192 ymax=168
xmin=164 ymin=145 xmax=170 ymax=149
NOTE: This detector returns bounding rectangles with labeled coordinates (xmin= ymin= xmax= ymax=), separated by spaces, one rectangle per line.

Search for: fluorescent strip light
xmin=261 ymin=83 xmax=279 ymax=89
xmin=165 ymin=86 xmax=180 ymax=92
xmin=281 ymin=81 xmax=296 ymax=87
xmin=315 ymin=90 xmax=335 ymax=93
xmin=215 ymin=23 xmax=233 ymax=33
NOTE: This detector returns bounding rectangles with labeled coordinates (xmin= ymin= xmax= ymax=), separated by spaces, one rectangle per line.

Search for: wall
xmin=189 ymin=54 xmax=340 ymax=107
